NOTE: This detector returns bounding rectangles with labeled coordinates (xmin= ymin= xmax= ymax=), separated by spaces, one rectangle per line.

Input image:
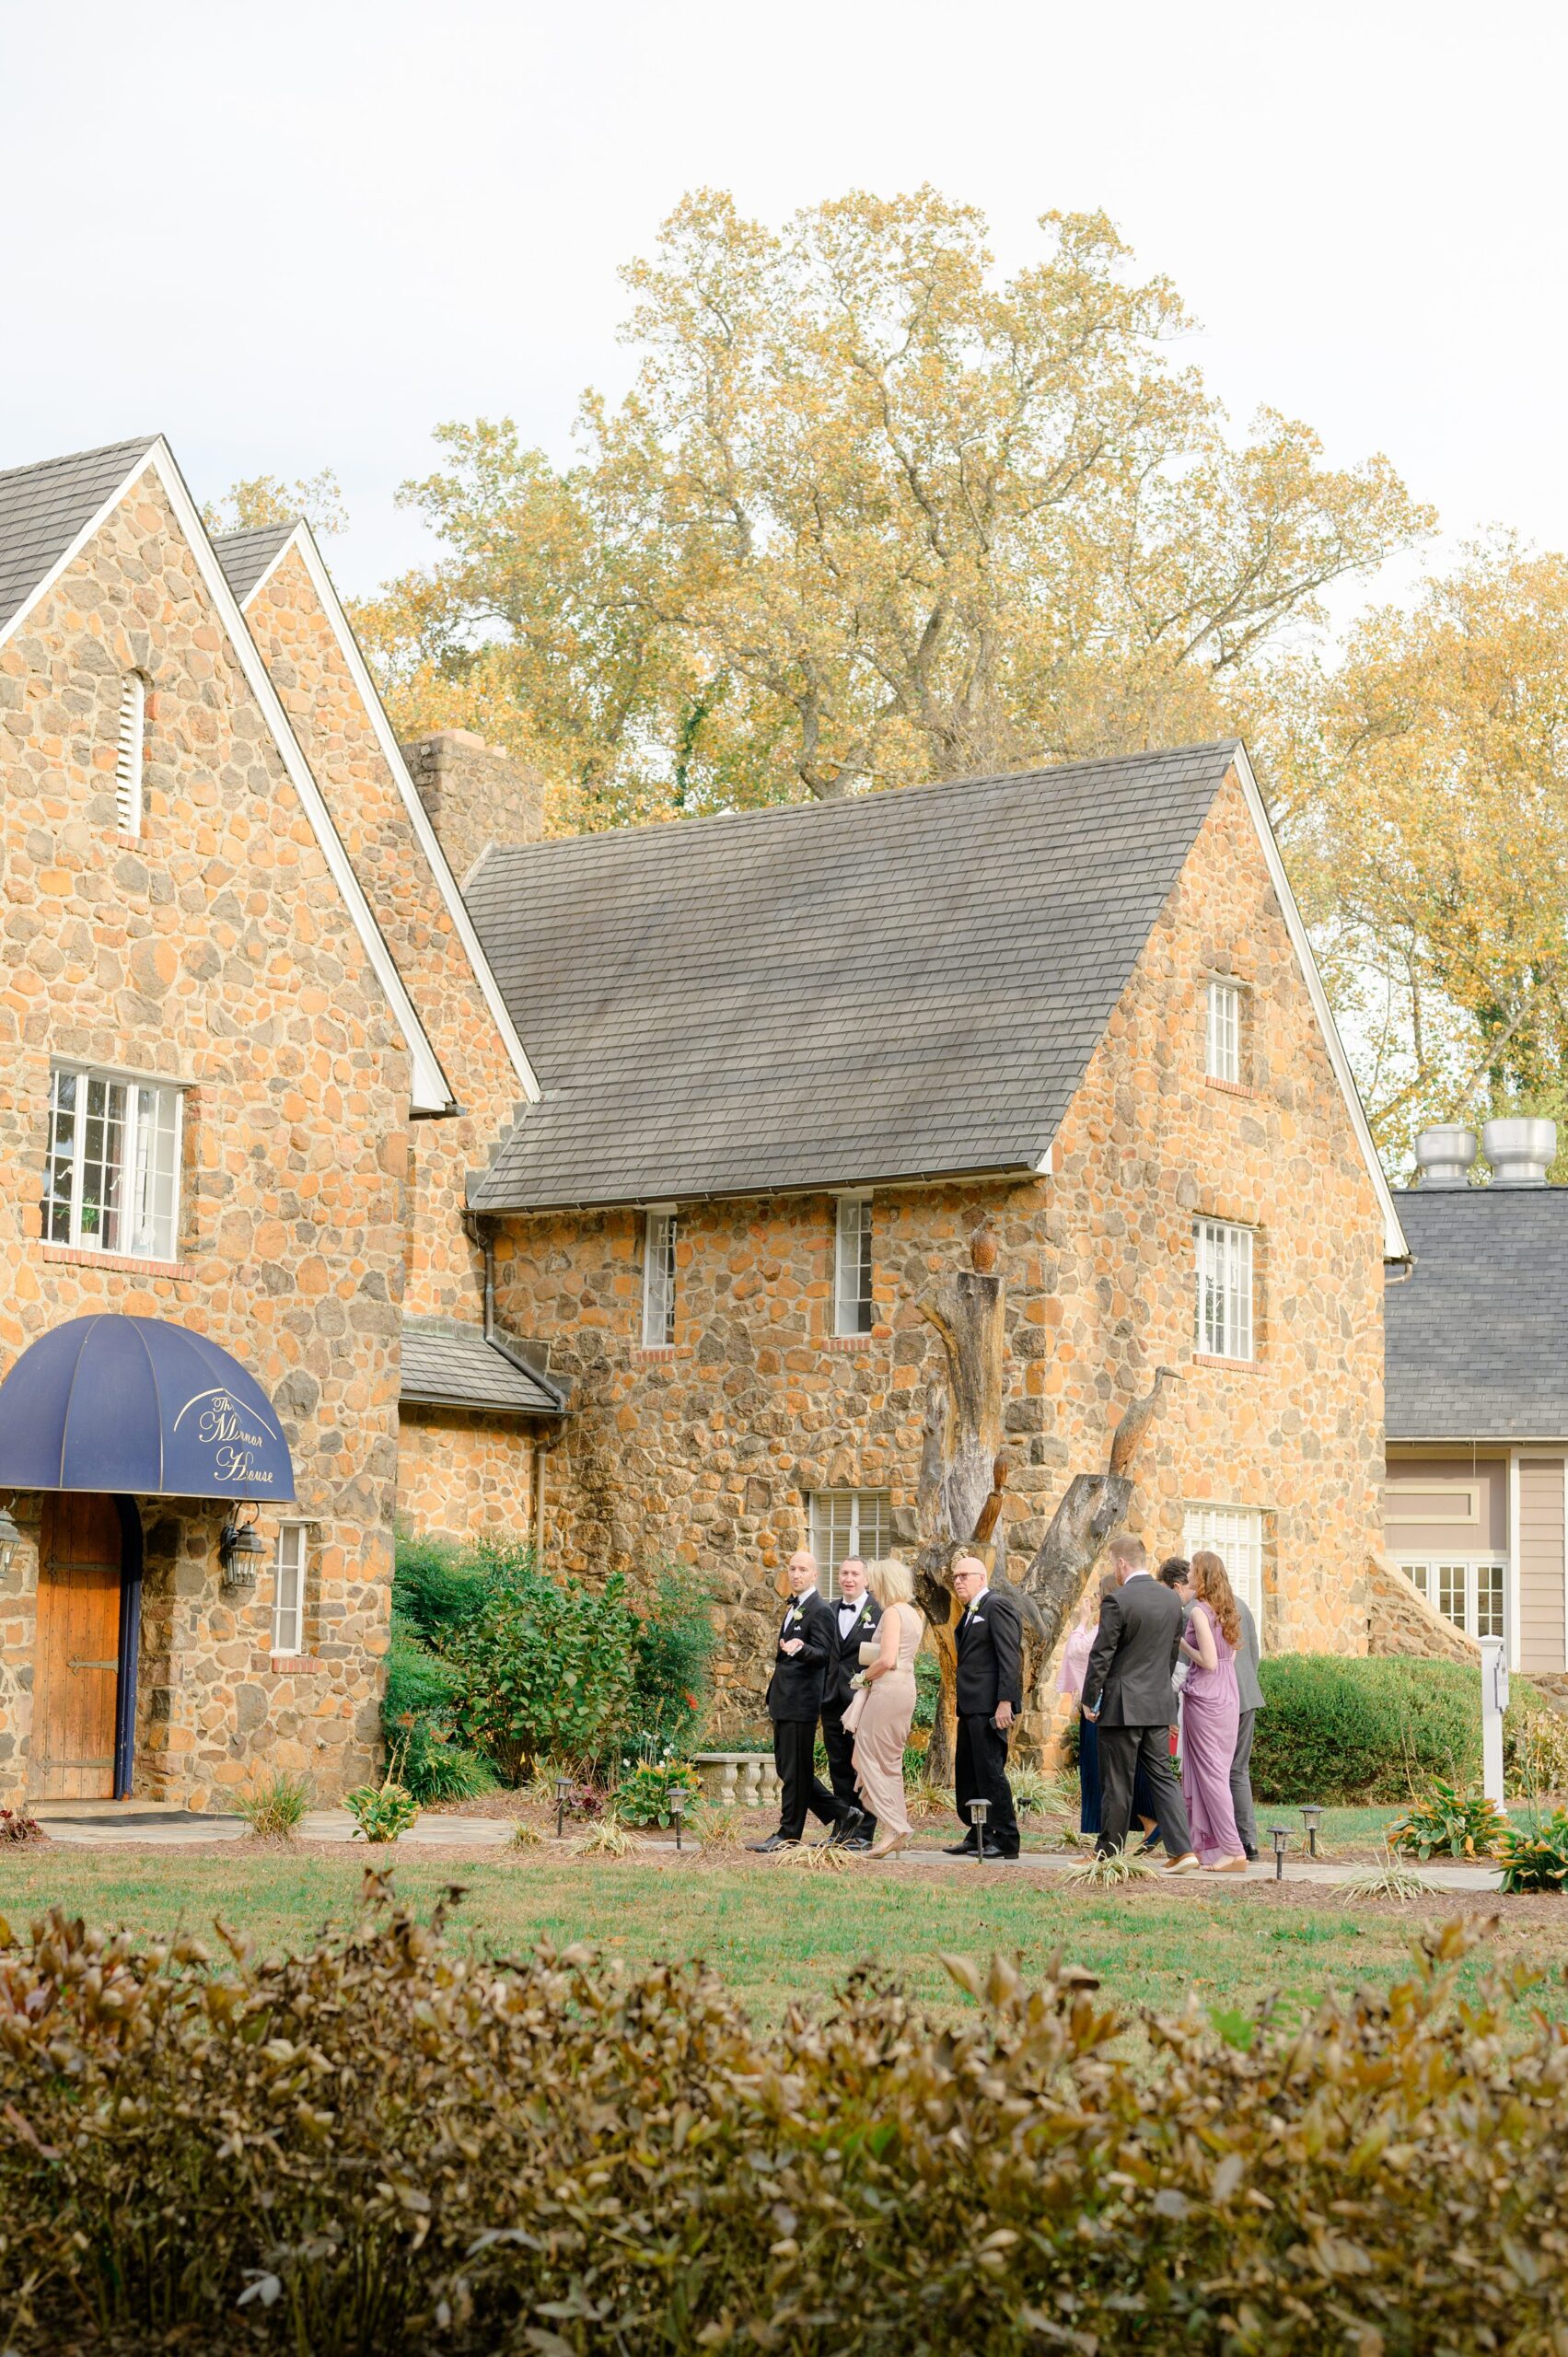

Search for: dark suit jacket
xmin=766 ymin=1590 xmax=838 ymax=1723
xmin=822 ymin=1591 xmax=884 ymax=1716
xmin=1234 ymin=1596 xmax=1264 ymax=1714
xmin=955 ymin=1585 xmax=1024 ymax=1718
xmin=1083 ymin=1573 xmax=1182 ymax=1727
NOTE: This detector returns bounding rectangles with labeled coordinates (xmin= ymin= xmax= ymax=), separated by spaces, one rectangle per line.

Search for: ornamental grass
xmin=0 ymin=1881 xmax=1565 ymax=2353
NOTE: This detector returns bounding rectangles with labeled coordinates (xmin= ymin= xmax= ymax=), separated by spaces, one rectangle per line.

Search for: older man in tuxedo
xmin=750 ymin=1548 xmax=862 ymax=1852
xmin=1082 ymin=1535 xmax=1200 ymax=1874
xmin=819 ymin=1557 xmax=881 ymax=1849
xmin=944 ymin=1552 xmax=1022 ymax=1861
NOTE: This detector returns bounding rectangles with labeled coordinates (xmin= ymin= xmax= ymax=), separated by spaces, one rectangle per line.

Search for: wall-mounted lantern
xmin=0 ymin=1502 xmax=20 ymax=1578
xmin=218 ymin=1504 xmax=267 ymax=1586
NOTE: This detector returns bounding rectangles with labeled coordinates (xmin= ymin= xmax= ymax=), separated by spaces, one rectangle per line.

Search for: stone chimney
xmin=399 ymin=729 xmax=546 ymax=884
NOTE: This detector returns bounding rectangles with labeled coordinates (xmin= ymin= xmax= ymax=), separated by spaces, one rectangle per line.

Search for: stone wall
xmin=491 ymin=761 xmax=1386 ymax=1722
xmin=0 ymin=468 xmax=412 ymax=1804
xmin=397 ymin=1409 xmax=538 ymax=1547
xmin=400 ymin=729 xmax=546 ymax=885
xmin=240 ymin=555 xmax=526 ymax=1329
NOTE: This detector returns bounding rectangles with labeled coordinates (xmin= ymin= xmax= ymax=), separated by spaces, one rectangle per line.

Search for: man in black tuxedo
xmin=750 ymin=1549 xmax=862 ymax=1851
xmin=819 ymin=1557 xmax=881 ymax=1850
xmin=944 ymin=1552 xmax=1022 ymax=1861
xmin=1082 ymin=1535 xmax=1200 ymax=1873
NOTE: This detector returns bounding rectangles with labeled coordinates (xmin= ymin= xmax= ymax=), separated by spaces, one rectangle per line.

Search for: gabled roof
xmin=210 ymin=521 xmax=296 ymax=604
xmin=0 ymin=436 xmax=158 ymax=635
xmin=1386 ymin=1187 xmax=1568 ymax=1441
xmin=467 ymin=741 xmax=1402 ymax=1251
xmin=400 ymin=1317 xmax=564 ymax=1415
xmin=215 ymin=519 xmax=540 ymax=1105
xmin=0 ymin=436 xmax=454 ymax=1116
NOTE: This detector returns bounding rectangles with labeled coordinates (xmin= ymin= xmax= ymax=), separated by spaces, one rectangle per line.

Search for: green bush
xmin=383 ymin=1610 xmax=495 ymax=1804
xmin=614 ymin=1753 xmax=703 ymax=1828
xmin=1 ymin=1891 xmax=1563 ymax=2353
xmin=630 ymin=1561 xmax=721 ymax=1749
xmin=454 ymin=1549 xmax=637 ymax=1780
xmin=390 ymin=1530 xmax=491 ymax=1648
xmin=343 ymin=1781 xmax=419 ymax=1842
xmin=1253 ymin=1655 xmax=1481 ymax=1804
xmin=1498 ymin=1805 xmax=1568 ymax=1892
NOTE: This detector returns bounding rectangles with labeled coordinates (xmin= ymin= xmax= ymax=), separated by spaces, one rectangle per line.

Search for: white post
xmin=1480 ymin=1635 xmax=1508 ymax=1811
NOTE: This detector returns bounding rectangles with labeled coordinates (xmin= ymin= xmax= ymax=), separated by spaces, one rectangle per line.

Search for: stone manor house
xmin=0 ymin=432 xmax=1408 ymax=1806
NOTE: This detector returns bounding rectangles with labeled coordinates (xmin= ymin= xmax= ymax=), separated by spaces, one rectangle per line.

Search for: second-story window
xmin=643 ymin=1208 xmax=677 ymax=1345
xmin=1194 ymin=1217 xmax=1253 ymax=1361
xmin=1206 ymin=978 xmax=1242 ymax=1084
xmin=115 ymin=672 xmax=147 ymax=834
xmin=44 ymin=1066 xmax=182 ymax=1260
xmin=833 ymin=1194 xmax=873 ymax=1335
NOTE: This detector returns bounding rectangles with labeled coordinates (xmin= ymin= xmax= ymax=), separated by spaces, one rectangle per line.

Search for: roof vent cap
xmin=1413 ymin=1125 xmax=1477 ymax=1189
xmin=1481 ymin=1117 xmax=1557 ymax=1187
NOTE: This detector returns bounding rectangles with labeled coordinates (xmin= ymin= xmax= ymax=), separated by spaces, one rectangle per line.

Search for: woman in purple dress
xmin=1177 ymin=1550 xmax=1248 ymax=1872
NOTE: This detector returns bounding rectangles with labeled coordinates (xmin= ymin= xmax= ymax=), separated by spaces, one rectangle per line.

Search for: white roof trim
xmin=244 ymin=525 xmax=540 ymax=1103
xmin=1230 ymin=743 xmax=1408 ymax=1260
xmin=1 ymin=440 xmax=454 ymax=1113
xmin=237 ymin=527 xmax=296 ymax=610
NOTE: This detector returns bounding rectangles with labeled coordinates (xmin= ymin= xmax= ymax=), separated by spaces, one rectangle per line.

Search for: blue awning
xmin=0 ymin=1316 xmax=296 ymax=1500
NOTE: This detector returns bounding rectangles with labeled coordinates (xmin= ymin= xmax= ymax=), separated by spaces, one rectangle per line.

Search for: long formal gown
xmin=1057 ymin=1621 xmax=1099 ymax=1831
xmin=852 ymin=1603 xmax=920 ymax=1836
xmin=1179 ymin=1599 xmax=1244 ymax=1865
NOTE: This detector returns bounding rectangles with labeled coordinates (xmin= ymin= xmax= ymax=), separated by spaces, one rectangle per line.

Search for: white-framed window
xmin=1183 ymin=1504 xmax=1265 ymax=1623
xmin=808 ymin=1489 xmax=893 ymax=1598
xmin=1399 ymin=1558 xmax=1506 ymax=1643
xmin=833 ymin=1194 xmax=873 ymax=1336
xmin=43 ymin=1065 xmax=182 ymax=1260
xmin=1194 ymin=1219 xmax=1253 ymax=1361
xmin=1206 ymin=979 xmax=1242 ymax=1085
xmin=642 ymin=1208 xmax=677 ymax=1345
xmin=272 ymin=1523 xmax=308 ymax=1655
xmin=115 ymin=671 xmax=147 ymax=834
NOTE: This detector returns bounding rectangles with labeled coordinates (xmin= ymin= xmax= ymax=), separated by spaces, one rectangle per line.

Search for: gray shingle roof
xmin=0 ymin=437 xmax=158 ymax=635
xmin=1387 ymin=1187 xmax=1568 ymax=1440
xmin=211 ymin=523 xmax=296 ymax=604
xmin=466 ymin=742 xmax=1239 ymax=1212
xmin=400 ymin=1318 xmax=563 ymax=1416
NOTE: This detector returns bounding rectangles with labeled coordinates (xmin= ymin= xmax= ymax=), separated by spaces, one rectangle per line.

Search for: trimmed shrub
xmin=1249 ymin=1653 xmax=1568 ymax=1804
xmin=0 ymin=1891 xmax=1563 ymax=2352
xmin=630 ymin=1561 xmax=721 ymax=1749
xmin=454 ymin=1550 xmax=637 ymax=1779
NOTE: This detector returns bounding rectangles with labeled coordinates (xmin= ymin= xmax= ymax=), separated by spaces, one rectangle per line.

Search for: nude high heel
xmin=868 ymin=1829 xmax=912 ymax=1859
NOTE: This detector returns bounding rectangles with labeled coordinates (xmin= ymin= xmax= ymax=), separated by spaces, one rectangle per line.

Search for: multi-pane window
xmin=833 ymin=1194 xmax=873 ymax=1336
xmin=115 ymin=672 xmax=147 ymax=834
xmin=1400 ymin=1559 xmax=1506 ymax=1643
xmin=1183 ymin=1504 xmax=1265 ymax=1622
xmin=642 ymin=1209 xmax=677 ymax=1345
xmin=272 ymin=1524 xmax=308 ymax=1655
xmin=1194 ymin=1219 xmax=1253 ymax=1361
xmin=44 ymin=1067 xmax=181 ymax=1260
xmin=808 ymin=1489 xmax=893 ymax=1597
xmin=1206 ymin=979 xmax=1242 ymax=1084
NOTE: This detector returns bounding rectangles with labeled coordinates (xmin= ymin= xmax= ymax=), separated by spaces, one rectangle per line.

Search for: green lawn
xmin=2 ymin=1846 xmax=1555 ymax=2026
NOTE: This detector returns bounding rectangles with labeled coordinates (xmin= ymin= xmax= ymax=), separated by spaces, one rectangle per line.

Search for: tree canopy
xmin=354 ymin=190 xmax=1431 ymax=832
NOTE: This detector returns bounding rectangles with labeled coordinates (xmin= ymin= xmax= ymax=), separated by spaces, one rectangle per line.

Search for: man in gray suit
xmin=1230 ymin=1595 xmax=1264 ymax=1862
xmin=1082 ymin=1536 xmax=1200 ymax=1874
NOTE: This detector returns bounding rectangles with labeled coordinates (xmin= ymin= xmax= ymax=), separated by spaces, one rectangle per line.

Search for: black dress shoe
xmin=1243 ymin=1845 xmax=1259 ymax=1863
xmin=749 ymin=1833 xmax=800 ymax=1852
xmin=943 ymin=1839 xmax=979 ymax=1856
xmin=841 ymin=1832 xmax=875 ymax=1852
xmin=827 ymin=1810 xmax=871 ymax=1847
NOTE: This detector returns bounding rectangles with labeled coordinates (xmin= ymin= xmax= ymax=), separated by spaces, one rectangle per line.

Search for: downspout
xmin=463 ymin=1211 xmax=496 ymax=1340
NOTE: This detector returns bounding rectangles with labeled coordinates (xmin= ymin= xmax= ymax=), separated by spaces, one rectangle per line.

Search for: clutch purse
xmin=857 ymin=1640 xmax=877 ymax=1665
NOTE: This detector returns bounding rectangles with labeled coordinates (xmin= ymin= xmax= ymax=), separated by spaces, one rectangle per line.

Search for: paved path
xmin=28 ymin=1807 xmax=1505 ymax=1888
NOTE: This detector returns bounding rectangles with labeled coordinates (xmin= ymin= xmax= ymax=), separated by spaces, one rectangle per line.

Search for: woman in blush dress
xmin=1177 ymin=1550 xmax=1249 ymax=1872
xmin=848 ymin=1558 xmax=922 ymax=1857
xmin=1059 ymin=1573 xmax=1116 ymax=1833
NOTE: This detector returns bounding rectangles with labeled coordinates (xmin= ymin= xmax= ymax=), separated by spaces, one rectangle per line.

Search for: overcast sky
xmin=6 ymin=0 xmax=1563 ymax=621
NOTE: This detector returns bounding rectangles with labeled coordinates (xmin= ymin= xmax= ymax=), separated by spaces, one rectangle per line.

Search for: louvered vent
xmin=114 ymin=672 xmax=146 ymax=832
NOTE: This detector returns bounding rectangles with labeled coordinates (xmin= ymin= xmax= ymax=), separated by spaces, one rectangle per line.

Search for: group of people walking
xmin=754 ymin=1529 xmax=1260 ymax=1873
xmin=1059 ymin=1534 xmax=1262 ymax=1870
xmin=755 ymin=1545 xmax=1023 ymax=1859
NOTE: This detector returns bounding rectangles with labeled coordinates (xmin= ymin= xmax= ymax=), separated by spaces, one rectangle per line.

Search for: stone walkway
xmin=29 ymin=1805 xmax=1505 ymax=1888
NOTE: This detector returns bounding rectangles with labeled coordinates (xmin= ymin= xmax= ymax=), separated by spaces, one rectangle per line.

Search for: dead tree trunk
xmin=910 ymin=1225 xmax=1175 ymax=1773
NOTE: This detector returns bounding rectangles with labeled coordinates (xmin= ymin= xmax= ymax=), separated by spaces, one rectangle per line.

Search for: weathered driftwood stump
xmin=911 ymin=1222 xmax=1173 ymax=1780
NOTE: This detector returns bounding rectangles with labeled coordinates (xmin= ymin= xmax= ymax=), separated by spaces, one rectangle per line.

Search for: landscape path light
xmin=1300 ymin=1805 xmax=1322 ymax=1858
xmin=555 ymin=1774 xmax=574 ymax=1841
xmin=969 ymin=1797 xmax=990 ymax=1862
xmin=1270 ymin=1826 xmax=1290 ymax=1882
xmin=670 ymin=1785 xmax=686 ymax=1852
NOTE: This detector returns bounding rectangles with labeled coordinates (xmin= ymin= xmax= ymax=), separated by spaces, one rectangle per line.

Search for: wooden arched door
xmin=33 ymin=1494 xmax=122 ymax=1801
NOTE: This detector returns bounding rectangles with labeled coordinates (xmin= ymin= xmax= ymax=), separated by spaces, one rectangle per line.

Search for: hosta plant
xmin=614 ymin=1752 xmax=703 ymax=1829
xmin=344 ymin=1779 xmax=419 ymax=1843
xmin=1497 ymin=1806 xmax=1568 ymax=1893
xmin=1388 ymin=1778 xmax=1508 ymax=1861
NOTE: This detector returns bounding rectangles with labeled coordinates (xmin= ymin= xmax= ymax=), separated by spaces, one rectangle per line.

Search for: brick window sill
xmin=1203 ymin=1077 xmax=1258 ymax=1099
xmin=258 ymin=1655 xmax=326 ymax=1675
xmin=632 ymin=1343 xmax=686 ymax=1361
xmin=41 ymin=1243 xmax=192 ymax=1279
xmin=823 ymin=1332 xmax=878 ymax=1352
xmin=1191 ymin=1353 xmax=1260 ymax=1372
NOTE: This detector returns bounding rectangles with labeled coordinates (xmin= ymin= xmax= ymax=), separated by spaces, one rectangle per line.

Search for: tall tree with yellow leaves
xmin=354 ymin=190 xmax=1431 ymax=831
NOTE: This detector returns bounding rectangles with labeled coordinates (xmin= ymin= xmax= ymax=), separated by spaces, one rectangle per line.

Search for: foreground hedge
xmin=1251 ymin=1652 xmax=1568 ymax=1805
xmin=1 ymin=1883 xmax=1566 ymax=2352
